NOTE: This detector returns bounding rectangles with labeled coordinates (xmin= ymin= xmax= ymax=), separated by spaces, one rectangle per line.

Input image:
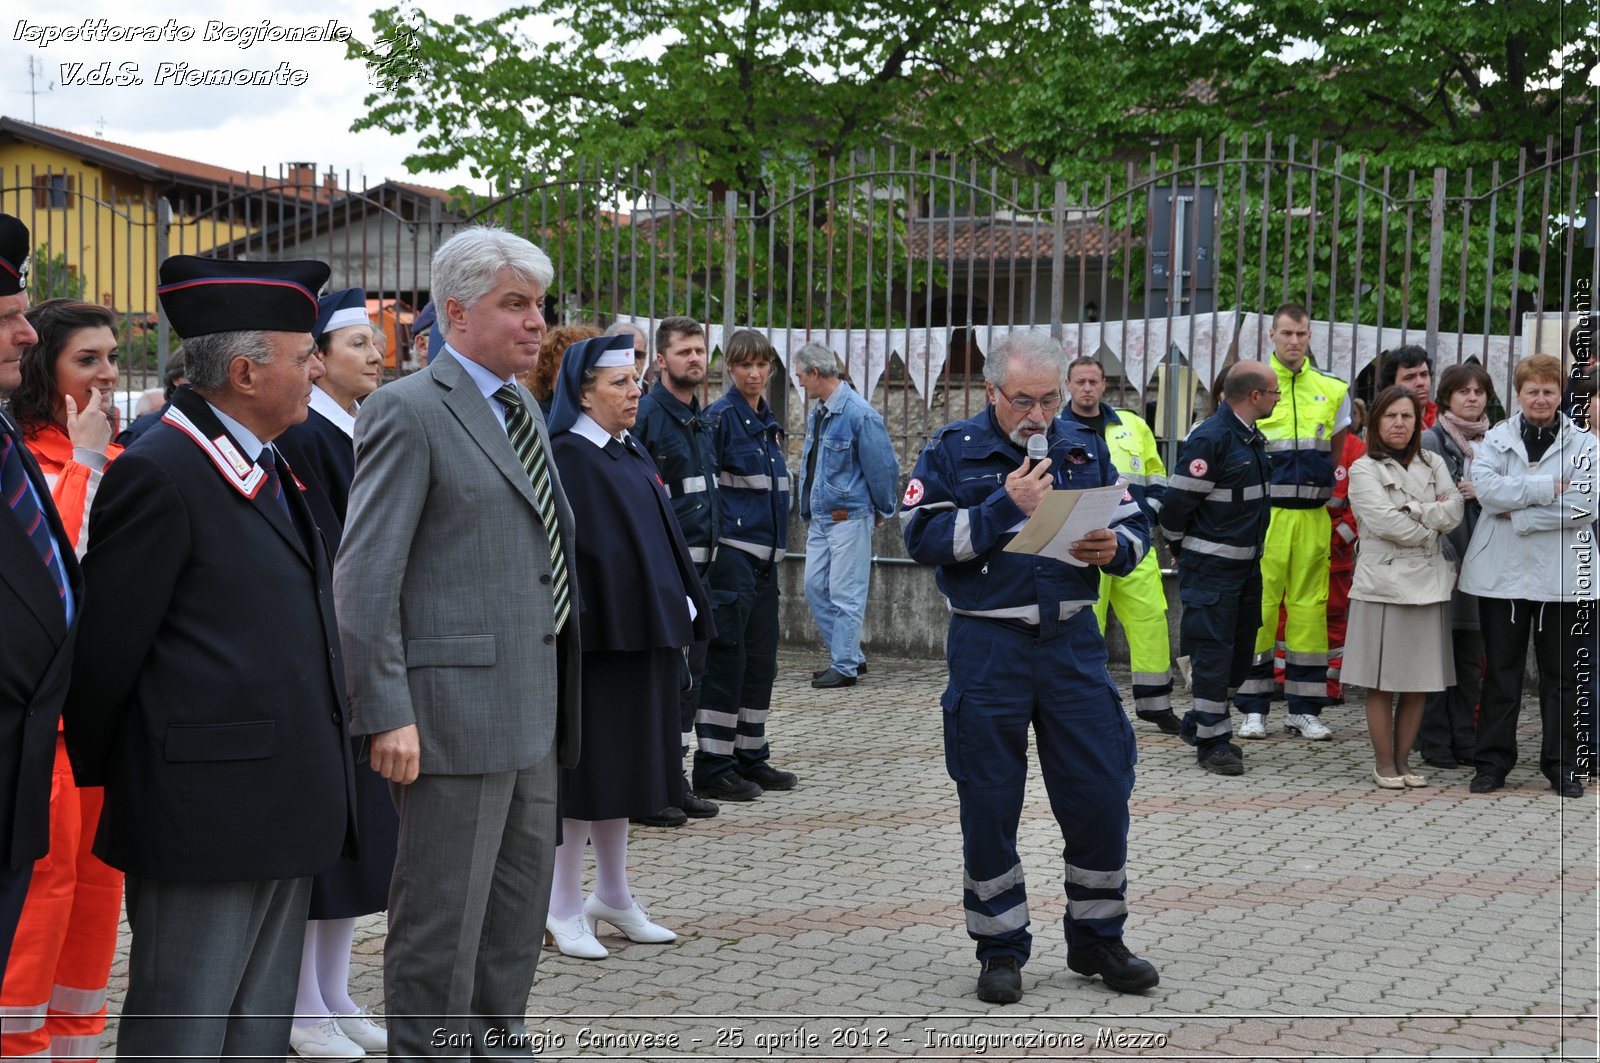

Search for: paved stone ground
xmin=99 ymin=649 xmax=1596 ymax=1060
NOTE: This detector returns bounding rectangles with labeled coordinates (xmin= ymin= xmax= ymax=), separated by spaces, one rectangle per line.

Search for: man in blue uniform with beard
xmin=902 ymin=331 xmax=1158 ymax=1005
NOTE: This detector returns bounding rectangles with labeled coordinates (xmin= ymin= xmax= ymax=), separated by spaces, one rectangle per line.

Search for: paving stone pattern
xmin=99 ymin=651 xmax=1596 ymax=1060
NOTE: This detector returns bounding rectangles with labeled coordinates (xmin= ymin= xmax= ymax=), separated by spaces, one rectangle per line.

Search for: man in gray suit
xmin=335 ymin=226 xmax=580 ymax=1059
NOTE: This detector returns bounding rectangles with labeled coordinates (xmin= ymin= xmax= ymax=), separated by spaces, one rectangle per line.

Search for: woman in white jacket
xmin=1346 ymin=387 xmax=1464 ymax=789
xmin=1458 ymin=354 xmax=1598 ymax=798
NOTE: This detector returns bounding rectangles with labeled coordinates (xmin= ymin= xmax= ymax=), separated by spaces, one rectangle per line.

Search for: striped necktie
xmin=0 ymin=420 xmax=69 ymax=614
xmin=493 ymin=385 xmax=570 ymax=634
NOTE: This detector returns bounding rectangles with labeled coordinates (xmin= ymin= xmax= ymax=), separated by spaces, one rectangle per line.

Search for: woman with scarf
xmin=542 ymin=334 xmax=712 ymax=960
xmin=1415 ymin=362 xmax=1495 ymax=771
xmin=1345 ymin=387 xmax=1464 ymax=789
xmin=1458 ymin=353 xmax=1598 ymax=798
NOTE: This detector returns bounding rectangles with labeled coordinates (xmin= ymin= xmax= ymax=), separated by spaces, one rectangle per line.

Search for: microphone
xmin=1026 ymin=433 xmax=1048 ymax=473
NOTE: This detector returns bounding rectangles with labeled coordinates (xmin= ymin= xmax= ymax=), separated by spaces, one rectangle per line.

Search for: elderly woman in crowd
xmin=0 ymin=300 xmax=124 ymax=1060
xmin=274 ymin=289 xmax=394 ymax=1060
xmin=1344 ymin=386 xmax=1463 ymax=789
xmin=526 ymin=322 xmax=602 ymax=417
xmin=542 ymin=334 xmax=712 ymax=960
xmin=1458 ymin=353 xmax=1598 ymax=798
xmin=1415 ymin=362 xmax=1495 ymax=771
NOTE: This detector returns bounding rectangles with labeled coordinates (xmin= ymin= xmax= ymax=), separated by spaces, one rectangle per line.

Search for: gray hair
xmin=793 ymin=342 xmax=840 ymax=378
xmin=182 ymin=330 xmax=273 ymax=392
xmin=983 ymin=331 xmax=1067 ymax=390
xmin=430 ymin=226 xmax=554 ymax=338
xmin=604 ymin=321 xmax=645 ymax=341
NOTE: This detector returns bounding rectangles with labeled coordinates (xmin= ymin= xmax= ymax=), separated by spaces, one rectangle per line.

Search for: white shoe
xmin=1237 ymin=713 xmax=1267 ymax=740
xmin=546 ymin=911 xmax=608 ymax=959
xmin=334 ymin=1008 xmax=388 ymax=1053
xmin=290 ymin=1016 xmax=365 ymax=1062
xmin=1284 ymin=713 xmax=1332 ymax=740
xmin=583 ymin=893 xmax=678 ymax=943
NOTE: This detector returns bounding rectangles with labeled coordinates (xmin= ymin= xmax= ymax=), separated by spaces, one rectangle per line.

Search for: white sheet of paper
xmin=1001 ymin=483 xmax=1128 ymax=567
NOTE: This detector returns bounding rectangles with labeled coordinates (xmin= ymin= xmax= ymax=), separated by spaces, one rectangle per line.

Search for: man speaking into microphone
xmin=901 ymin=331 xmax=1158 ymax=1006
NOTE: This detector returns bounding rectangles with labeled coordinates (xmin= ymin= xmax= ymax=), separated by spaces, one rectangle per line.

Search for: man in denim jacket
xmin=794 ymin=343 xmax=900 ymax=689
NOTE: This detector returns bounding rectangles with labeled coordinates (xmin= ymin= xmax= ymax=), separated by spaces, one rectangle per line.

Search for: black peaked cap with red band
xmin=0 ymin=213 xmax=30 ymax=296
xmin=157 ymin=255 xmax=331 ymax=338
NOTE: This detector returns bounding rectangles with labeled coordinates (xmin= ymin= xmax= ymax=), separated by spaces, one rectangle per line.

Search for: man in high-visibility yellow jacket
xmin=1063 ymin=357 xmax=1179 ymax=734
xmin=1234 ymin=304 xmax=1349 ymax=742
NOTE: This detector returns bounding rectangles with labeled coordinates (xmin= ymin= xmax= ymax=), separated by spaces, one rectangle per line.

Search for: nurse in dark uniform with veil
xmin=543 ymin=334 xmax=713 ymax=960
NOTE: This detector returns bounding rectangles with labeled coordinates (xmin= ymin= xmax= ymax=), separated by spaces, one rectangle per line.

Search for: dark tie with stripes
xmin=493 ymin=385 xmax=571 ymax=634
xmin=0 ymin=418 xmax=69 ymax=614
xmin=259 ymin=447 xmax=294 ymax=523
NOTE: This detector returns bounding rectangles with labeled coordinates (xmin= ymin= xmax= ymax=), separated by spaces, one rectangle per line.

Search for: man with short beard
xmin=629 ymin=316 xmax=722 ymax=825
xmin=902 ymin=331 xmax=1157 ymax=1005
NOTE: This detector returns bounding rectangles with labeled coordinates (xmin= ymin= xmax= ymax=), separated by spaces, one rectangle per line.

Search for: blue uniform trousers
xmin=1178 ymin=563 xmax=1262 ymax=757
xmin=694 ymin=549 xmax=780 ymax=785
xmin=941 ymin=613 xmax=1135 ymax=966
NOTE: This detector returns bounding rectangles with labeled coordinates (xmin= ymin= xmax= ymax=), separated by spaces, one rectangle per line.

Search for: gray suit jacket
xmin=335 ymin=352 xmax=580 ymax=774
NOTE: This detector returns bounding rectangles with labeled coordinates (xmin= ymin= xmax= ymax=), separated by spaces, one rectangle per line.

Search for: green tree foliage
xmin=993 ymin=0 xmax=1595 ymax=178
xmin=349 ymin=0 xmax=1050 ymax=196
xmin=26 ymin=245 xmax=85 ymax=302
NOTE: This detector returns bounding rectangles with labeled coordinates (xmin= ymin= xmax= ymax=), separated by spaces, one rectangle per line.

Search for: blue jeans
xmin=804 ymin=516 xmax=874 ymax=676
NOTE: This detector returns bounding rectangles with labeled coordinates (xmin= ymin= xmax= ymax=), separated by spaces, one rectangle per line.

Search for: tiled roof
xmin=904 ymin=218 xmax=1131 ymax=260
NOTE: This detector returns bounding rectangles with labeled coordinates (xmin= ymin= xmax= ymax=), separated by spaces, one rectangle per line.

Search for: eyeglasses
xmin=995 ymin=386 xmax=1063 ymax=413
xmin=1254 ymin=387 xmax=1282 ymax=396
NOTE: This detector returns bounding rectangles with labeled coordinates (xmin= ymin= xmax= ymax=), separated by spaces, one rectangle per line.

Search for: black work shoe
xmin=694 ymin=774 xmax=763 ymax=802
xmin=1554 ymin=777 xmax=1584 ymax=798
xmin=813 ymin=663 xmax=867 ymax=679
xmin=1197 ymin=746 xmax=1244 ymax=775
xmin=1067 ymin=939 xmax=1160 ymax=993
xmin=1469 ymin=772 xmax=1501 ymax=794
xmin=975 ymin=956 xmax=1022 ymax=1004
xmin=811 ymin=667 xmax=857 ymax=689
xmin=630 ymin=806 xmax=688 ymax=828
xmin=740 ymin=763 xmax=798 ymax=790
xmin=1139 ymin=712 xmax=1181 ymax=735
xmin=681 ymin=783 xmax=720 ymax=818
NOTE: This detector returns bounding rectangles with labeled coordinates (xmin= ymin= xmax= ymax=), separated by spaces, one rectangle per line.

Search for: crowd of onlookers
xmin=1 ymin=199 xmax=1592 ymax=1050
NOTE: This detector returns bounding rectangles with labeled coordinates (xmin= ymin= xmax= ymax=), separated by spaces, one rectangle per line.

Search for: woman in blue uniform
xmin=274 ymin=288 xmax=394 ymax=1060
xmin=543 ymin=334 xmax=712 ymax=959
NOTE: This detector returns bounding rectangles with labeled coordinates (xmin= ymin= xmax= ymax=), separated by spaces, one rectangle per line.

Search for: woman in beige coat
xmin=1346 ymin=386 xmax=1464 ymax=789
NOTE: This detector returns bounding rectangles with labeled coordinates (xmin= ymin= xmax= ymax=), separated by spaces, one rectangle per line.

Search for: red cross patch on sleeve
xmin=903 ymin=478 xmax=925 ymax=506
xmin=1188 ymin=458 xmax=1209 ymax=477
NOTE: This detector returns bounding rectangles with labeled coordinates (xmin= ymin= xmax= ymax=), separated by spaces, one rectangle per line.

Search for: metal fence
xmin=5 ymin=136 xmax=1597 ymax=467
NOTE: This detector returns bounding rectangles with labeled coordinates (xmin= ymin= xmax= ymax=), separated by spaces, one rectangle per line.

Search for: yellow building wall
xmin=0 ymin=142 xmax=254 ymax=315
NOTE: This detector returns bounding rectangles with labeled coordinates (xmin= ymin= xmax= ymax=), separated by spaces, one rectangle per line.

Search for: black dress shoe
xmin=694 ymin=774 xmax=763 ymax=801
xmin=1066 ymin=939 xmax=1160 ymax=993
xmin=740 ymin=763 xmax=798 ymax=790
xmin=1469 ymin=772 xmax=1502 ymax=793
xmin=681 ymin=788 xmax=720 ymax=818
xmin=630 ymin=806 xmax=688 ymax=828
xmin=975 ymin=956 xmax=1022 ymax=1004
xmin=1554 ymin=778 xmax=1584 ymax=798
xmin=811 ymin=667 xmax=857 ymax=688
xmin=812 ymin=663 xmax=867 ymax=679
xmin=1422 ymin=757 xmax=1460 ymax=771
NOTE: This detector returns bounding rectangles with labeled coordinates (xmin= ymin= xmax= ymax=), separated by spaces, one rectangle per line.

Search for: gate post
xmin=156 ymin=196 xmax=171 ymax=376
xmin=1050 ymin=180 xmax=1067 ymax=340
xmin=1425 ymin=167 xmax=1446 ymax=358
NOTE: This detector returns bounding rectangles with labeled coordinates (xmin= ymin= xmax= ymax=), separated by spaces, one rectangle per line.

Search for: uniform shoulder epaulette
xmin=1306 ymin=364 xmax=1349 ymax=385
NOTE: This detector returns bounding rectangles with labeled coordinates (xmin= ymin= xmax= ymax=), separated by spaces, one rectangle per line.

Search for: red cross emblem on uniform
xmin=903 ymin=478 xmax=925 ymax=506
xmin=1189 ymin=458 xmax=1208 ymax=477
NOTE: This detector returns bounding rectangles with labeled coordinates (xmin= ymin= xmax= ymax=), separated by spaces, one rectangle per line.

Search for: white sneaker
xmin=1237 ymin=713 xmax=1267 ymax=740
xmin=334 ymin=1009 xmax=388 ymax=1053
xmin=290 ymin=1016 xmax=365 ymax=1062
xmin=1284 ymin=713 xmax=1332 ymax=740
